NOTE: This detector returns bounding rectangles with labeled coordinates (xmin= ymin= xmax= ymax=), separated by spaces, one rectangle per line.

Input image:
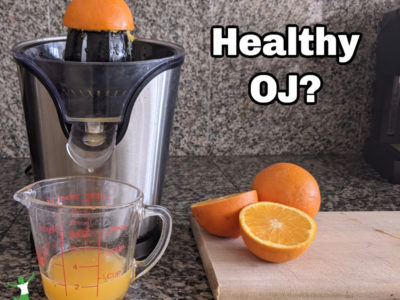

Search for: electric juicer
xmin=12 ymin=36 xmax=184 ymax=258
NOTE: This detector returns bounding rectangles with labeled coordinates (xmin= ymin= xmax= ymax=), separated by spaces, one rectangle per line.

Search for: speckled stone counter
xmin=0 ymin=154 xmax=399 ymax=299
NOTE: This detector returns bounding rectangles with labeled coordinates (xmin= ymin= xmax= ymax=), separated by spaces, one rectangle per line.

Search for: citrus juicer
xmin=12 ymin=37 xmax=184 ymax=258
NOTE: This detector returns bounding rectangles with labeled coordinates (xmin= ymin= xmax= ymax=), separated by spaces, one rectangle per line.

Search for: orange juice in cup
xmin=41 ymin=248 xmax=133 ymax=300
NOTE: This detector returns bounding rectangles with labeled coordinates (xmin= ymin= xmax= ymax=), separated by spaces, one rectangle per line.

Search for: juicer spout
xmin=66 ymin=122 xmax=118 ymax=171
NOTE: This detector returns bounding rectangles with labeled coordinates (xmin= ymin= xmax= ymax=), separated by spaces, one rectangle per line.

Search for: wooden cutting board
xmin=191 ymin=211 xmax=400 ymax=300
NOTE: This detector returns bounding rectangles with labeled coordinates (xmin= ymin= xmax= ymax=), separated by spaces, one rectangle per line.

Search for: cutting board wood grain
xmin=190 ymin=211 xmax=400 ymax=300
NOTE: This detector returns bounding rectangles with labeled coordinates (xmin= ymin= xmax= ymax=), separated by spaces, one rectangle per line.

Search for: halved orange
xmin=239 ymin=202 xmax=317 ymax=262
xmin=64 ymin=0 xmax=135 ymax=31
xmin=191 ymin=191 xmax=258 ymax=238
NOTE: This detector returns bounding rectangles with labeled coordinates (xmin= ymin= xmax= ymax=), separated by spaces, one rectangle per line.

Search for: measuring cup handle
xmin=134 ymin=205 xmax=172 ymax=280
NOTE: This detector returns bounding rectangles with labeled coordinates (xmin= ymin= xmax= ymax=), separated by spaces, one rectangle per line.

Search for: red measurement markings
xmin=46 ymin=194 xmax=80 ymax=204
xmin=84 ymin=195 xmax=90 ymax=247
xmin=69 ymin=246 xmax=99 ymax=252
xmin=72 ymin=264 xmax=98 ymax=270
xmin=96 ymin=230 xmax=101 ymax=297
xmin=101 ymin=224 xmax=127 ymax=238
xmin=61 ymin=194 xmax=80 ymax=201
xmin=71 ymin=284 xmax=98 ymax=290
xmin=70 ymin=245 xmax=89 ymax=252
xmin=35 ymin=247 xmax=46 ymax=267
xmin=112 ymin=244 xmax=125 ymax=254
xmin=42 ymin=245 xmax=49 ymax=258
xmin=69 ymin=224 xmax=126 ymax=239
xmin=35 ymin=240 xmax=51 ymax=267
xmin=57 ymin=214 xmax=68 ymax=297
xmin=40 ymin=224 xmax=57 ymax=234
xmin=46 ymin=197 xmax=59 ymax=205
xmin=99 ymin=270 xmax=122 ymax=282
xmin=69 ymin=229 xmax=90 ymax=239
xmin=109 ymin=224 xmax=126 ymax=233
xmin=80 ymin=192 xmax=110 ymax=202
xmin=53 ymin=283 xmax=65 ymax=287
xmin=104 ymin=244 xmax=125 ymax=255
xmin=54 ymin=261 xmax=99 ymax=271
xmin=69 ymin=219 xmax=90 ymax=227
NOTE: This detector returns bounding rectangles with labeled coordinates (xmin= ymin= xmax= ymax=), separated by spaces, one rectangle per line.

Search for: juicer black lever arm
xmin=12 ymin=53 xmax=70 ymax=138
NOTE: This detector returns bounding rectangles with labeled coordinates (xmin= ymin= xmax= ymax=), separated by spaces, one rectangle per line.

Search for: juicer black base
xmin=134 ymin=218 xmax=162 ymax=260
xmin=363 ymin=138 xmax=400 ymax=183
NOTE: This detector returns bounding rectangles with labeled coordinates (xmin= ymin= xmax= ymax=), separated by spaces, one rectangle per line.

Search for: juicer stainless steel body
xmin=18 ymin=61 xmax=178 ymax=203
xmin=13 ymin=37 xmax=184 ymax=257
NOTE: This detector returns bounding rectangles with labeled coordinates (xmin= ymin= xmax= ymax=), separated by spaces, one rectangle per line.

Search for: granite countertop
xmin=0 ymin=154 xmax=399 ymax=299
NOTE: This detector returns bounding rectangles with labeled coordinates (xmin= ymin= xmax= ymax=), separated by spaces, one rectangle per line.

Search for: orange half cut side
xmin=239 ymin=201 xmax=317 ymax=262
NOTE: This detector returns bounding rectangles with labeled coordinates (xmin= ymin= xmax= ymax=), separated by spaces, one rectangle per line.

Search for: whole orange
xmin=252 ymin=163 xmax=320 ymax=218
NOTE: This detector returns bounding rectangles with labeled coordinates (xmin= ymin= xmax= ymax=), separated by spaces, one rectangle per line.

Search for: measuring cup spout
xmin=13 ymin=188 xmax=35 ymax=208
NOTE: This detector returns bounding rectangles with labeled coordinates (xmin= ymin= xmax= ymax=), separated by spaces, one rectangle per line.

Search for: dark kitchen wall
xmin=0 ymin=0 xmax=397 ymax=157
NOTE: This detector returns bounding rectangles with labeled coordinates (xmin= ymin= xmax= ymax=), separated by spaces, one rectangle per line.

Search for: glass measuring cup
xmin=14 ymin=176 xmax=172 ymax=300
